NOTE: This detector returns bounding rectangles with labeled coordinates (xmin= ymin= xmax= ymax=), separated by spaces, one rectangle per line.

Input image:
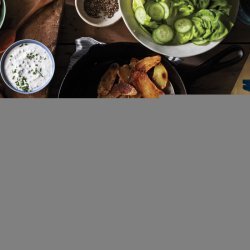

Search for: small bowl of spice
xmin=0 ymin=39 xmax=55 ymax=94
xmin=75 ymin=0 xmax=121 ymax=27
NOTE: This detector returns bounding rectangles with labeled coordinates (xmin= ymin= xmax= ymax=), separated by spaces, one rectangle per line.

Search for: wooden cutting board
xmin=0 ymin=0 xmax=64 ymax=98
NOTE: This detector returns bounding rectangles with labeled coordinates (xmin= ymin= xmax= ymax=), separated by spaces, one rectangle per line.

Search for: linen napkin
xmin=68 ymin=37 xmax=104 ymax=71
xmin=58 ymin=37 xmax=104 ymax=96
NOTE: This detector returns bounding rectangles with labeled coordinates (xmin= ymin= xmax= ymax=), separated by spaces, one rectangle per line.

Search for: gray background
xmin=0 ymin=97 xmax=249 ymax=250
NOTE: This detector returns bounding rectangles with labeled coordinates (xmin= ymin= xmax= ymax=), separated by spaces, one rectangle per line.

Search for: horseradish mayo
xmin=4 ymin=43 xmax=53 ymax=92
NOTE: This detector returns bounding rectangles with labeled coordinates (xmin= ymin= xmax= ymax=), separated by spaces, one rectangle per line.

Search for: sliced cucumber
xmin=152 ymin=31 xmax=165 ymax=45
xmin=132 ymin=0 xmax=232 ymax=46
xmin=140 ymin=24 xmax=151 ymax=35
xmin=159 ymin=2 xmax=170 ymax=20
xmin=148 ymin=3 xmax=165 ymax=22
xmin=174 ymin=18 xmax=193 ymax=33
xmin=132 ymin=0 xmax=145 ymax=12
xmin=144 ymin=0 xmax=154 ymax=13
xmin=145 ymin=21 xmax=159 ymax=29
xmin=135 ymin=7 xmax=150 ymax=25
xmin=153 ymin=24 xmax=174 ymax=43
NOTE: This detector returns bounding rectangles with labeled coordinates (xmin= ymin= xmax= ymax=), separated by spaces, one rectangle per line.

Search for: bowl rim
xmin=119 ymin=0 xmax=240 ymax=58
xmin=0 ymin=39 xmax=55 ymax=95
xmin=75 ymin=0 xmax=122 ymax=28
xmin=0 ymin=0 xmax=6 ymax=29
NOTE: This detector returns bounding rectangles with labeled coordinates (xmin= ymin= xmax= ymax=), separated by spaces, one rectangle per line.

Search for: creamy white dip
xmin=4 ymin=43 xmax=53 ymax=92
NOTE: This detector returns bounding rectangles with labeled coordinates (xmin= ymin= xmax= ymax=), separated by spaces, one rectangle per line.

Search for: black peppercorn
xmin=84 ymin=0 xmax=119 ymax=19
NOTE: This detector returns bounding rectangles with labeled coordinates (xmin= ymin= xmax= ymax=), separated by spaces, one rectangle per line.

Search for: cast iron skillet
xmin=58 ymin=43 xmax=244 ymax=97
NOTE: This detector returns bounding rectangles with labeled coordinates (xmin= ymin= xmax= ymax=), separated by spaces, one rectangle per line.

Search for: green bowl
xmin=0 ymin=0 xmax=6 ymax=29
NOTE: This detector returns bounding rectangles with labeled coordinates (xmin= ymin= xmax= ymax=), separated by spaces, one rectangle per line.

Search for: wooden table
xmin=3 ymin=0 xmax=250 ymax=97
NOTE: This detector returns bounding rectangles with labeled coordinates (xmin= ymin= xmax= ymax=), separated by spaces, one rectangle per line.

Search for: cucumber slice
xmin=140 ymin=24 xmax=151 ymax=35
xmin=134 ymin=0 xmax=232 ymax=47
xmin=135 ymin=7 xmax=150 ymax=25
xmin=159 ymin=2 xmax=170 ymax=20
xmin=152 ymin=31 xmax=165 ymax=45
xmin=145 ymin=21 xmax=159 ymax=29
xmin=153 ymin=24 xmax=174 ymax=43
xmin=144 ymin=0 xmax=154 ymax=13
xmin=174 ymin=18 xmax=193 ymax=33
xmin=148 ymin=3 xmax=165 ymax=22
xmin=132 ymin=0 xmax=145 ymax=12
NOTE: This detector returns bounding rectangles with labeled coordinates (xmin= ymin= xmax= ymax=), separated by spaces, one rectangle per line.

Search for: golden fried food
xmin=97 ymin=55 xmax=170 ymax=99
xmin=104 ymin=82 xmax=138 ymax=98
xmin=129 ymin=58 xmax=139 ymax=69
xmin=130 ymin=71 xmax=164 ymax=98
xmin=118 ymin=64 xmax=131 ymax=84
xmin=152 ymin=63 xmax=169 ymax=90
xmin=129 ymin=93 xmax=142 ymax=98
xmin=97 ymin=63 xmax=119 ymax=97
xmin=119 ymin=95 xmax=130 ymax=99
xmin=135 ymin=55 xmax=161 ymax=72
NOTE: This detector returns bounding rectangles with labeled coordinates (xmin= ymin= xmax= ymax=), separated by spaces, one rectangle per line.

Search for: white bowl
xmin=0 ymin=39 xmax=55 ymax=95
xmin=119 ymin=0 xmax=239 ymax=58
xmin=75 ymin=0 xmax=122 ymax=27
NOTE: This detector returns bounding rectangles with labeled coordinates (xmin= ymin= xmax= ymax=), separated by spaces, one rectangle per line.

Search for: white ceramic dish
xmin=119 ymin=0 xmax=239 ymax=58
xmin=75 ymin=0 xmax=122 ymax=27
xmin=0 ymin=39 xmax=55 ymax=94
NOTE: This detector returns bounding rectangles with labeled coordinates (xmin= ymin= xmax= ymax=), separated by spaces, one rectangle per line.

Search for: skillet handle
xmin=182 ymin=45 xmax=244 ymax=82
